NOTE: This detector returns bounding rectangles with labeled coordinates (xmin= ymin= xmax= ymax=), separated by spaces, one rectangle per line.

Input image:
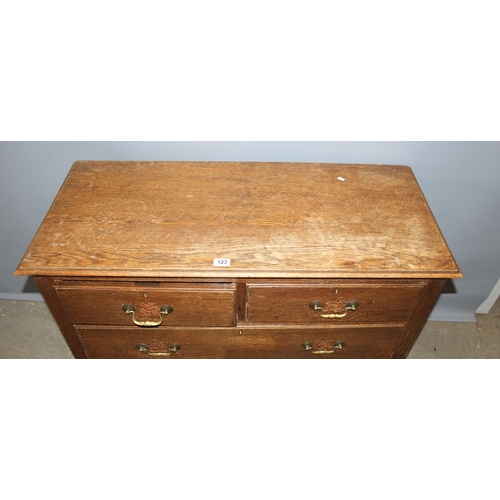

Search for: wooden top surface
xmin=15 ymin=161 xmax=462 ymax=278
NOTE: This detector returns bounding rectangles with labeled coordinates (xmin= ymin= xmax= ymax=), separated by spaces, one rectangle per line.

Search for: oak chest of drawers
xmin=15 ymin=161 xmax=462 ymax=358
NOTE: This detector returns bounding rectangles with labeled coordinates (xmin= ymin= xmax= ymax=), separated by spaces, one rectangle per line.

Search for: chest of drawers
xmin=15 ymin=161 xmax=462 ymax=358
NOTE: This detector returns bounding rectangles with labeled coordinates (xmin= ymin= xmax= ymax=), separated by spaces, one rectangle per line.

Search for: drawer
xmin=76 ymin=325 xmax=403 ymax=359
xmin=247 ymin=282 xmax=425 ymax=324
xmin=55 ymin=281 xmax=236 ymax=327
xmin=78 ymin=327 xmax=230 ymax=358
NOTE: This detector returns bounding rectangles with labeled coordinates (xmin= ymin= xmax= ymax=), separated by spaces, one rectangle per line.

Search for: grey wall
xmin=1 ymin=141 xmax=499 ymax=322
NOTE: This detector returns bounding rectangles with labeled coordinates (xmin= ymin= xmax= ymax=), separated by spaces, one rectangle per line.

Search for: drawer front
xmin=247 ymin=283 xmax=424 ymax=324
xmin=76 ymin=325 xmax=403 ymax=359
xmin=56 ymin=282 xmax=236 ymax=327
xmin=77 ymin=327 xmax=229 ymax=359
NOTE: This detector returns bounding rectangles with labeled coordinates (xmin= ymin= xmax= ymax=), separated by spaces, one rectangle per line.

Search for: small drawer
xmin=76 ymin=325 xmax=403 ymax=359
xmin=247 ymin=282 xmax=424 ymax=324
xmin=55 ymin=281 xmax=236 ymax=327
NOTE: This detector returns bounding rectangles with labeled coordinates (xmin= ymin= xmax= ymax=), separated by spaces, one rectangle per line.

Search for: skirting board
xmin=0 ymin=293 xmax=44 ymax=302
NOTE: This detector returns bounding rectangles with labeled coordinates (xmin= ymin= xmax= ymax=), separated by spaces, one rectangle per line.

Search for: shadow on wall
xmin=442 ymin=279 xmax=457 ymax=294
xmin=22 ymin=277 xmax=41 ymax=294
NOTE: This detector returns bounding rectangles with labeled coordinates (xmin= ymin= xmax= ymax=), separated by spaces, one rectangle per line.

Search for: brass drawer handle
xmin=136 ymin=343 xmax=181 ymax=356
xmin=302 ymin=341 xmax=346 ymax=354
xmin=309 ymin=300 xmax=359 ymax=319
xmin=122 ymin=304 xmax=174 ymax=327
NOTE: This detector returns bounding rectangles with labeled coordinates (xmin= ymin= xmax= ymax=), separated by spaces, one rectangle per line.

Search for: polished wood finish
xmin=54 ymin=281 xmax=236 ymax=327
xmin=15 ymin=161 xmax=461 ymax=279
xmin=17 ymin=162 xmax=462 ymax=359
xmin=246 ymin=280 xmax=425 ymax=324
xmin=76 ymin=325 xmax=404 ymax=359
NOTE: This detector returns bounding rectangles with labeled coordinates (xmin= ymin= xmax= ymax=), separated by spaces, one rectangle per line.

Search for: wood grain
xmin=55 ymin=282 xmax=236 ymax=327
xmin=76 ymin=325 xmax=404 ymax=359
xmin=246 ymin=281 xmax=424 ymax=324
xmin=19 ymin=162 xmax=462 ymax=359
xmin=15 ymin=161 xmax=462 ymax=278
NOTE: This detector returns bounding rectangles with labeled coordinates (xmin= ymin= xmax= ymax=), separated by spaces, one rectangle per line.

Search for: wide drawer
xmin=76 ymin=325 xmax=404 ymax=358
xmin=247 ymin=282 xmax=425 ymax=324
xmin=55 ymin=281 xmax=236 ymax=327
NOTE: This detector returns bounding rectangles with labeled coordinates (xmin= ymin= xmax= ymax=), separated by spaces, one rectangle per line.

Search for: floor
xmin=1 ymin=299 xmax=499 ymax=358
